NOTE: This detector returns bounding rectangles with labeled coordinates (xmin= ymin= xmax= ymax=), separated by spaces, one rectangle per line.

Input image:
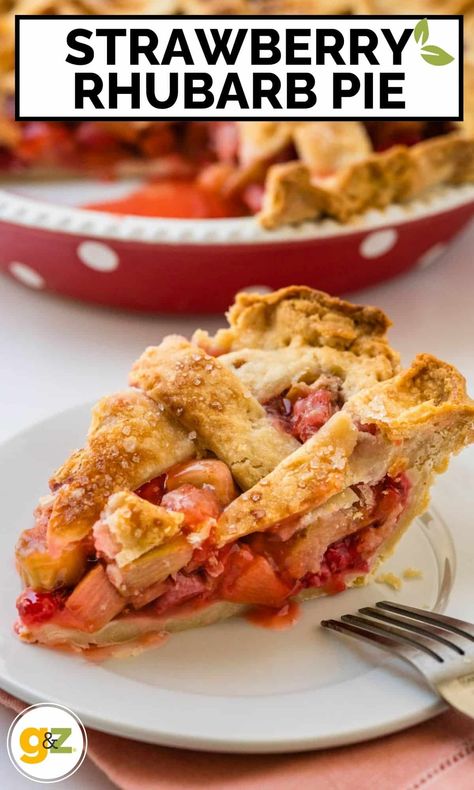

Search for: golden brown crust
xmin=220 ymin=344 xmax=398 ymax=403
xmin=294 ymin=122 xmax=373 ymax=175
xmin=96 ymin=491 xmax=185 ymax=568
xmin=180 ymin=0 xmax=250 ymax=11
xmin=237 ymin=121 xmax=372 ymax=175
xmin=217 ymin=411 xmax=359 ymax=544
xmin=184 ymin=0 xmax=474 ymax=14
xmin=197 ymin=285 xmax=396 ymax=354
xmin=217 ymin=354 xmax=474 ymax=545
xmin=193 ymin=287 xmax=399 ymax=403
xmin=37 ymin=286 xmax=399 ymax=562
xmin=260 ymin=135 xmax=474 ymax=227
xmin=129 ymin=335 xmax=300 ymax=490
xmin=357 ymin=0 xmax=474 ymax=13
xmin=193 ymin=285 xmax=400 ymax=405
xmin=408 ymin=134 xmax=474 ymax=194
xmin=462 ymin=63 xmax=474 ymax=137
xmin=0 ymin=1 xmax=180 ymax=99
xmin=47 ymin=389 xmax=196 ymax=549
xmin=255 ymin=162 xmax=324 ymax=229
xmin=345 ymin=353 xmax=474 ymax=471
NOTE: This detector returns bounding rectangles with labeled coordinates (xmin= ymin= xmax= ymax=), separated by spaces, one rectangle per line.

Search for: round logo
xmin=7 ymin=703 xmax=87 ymax=783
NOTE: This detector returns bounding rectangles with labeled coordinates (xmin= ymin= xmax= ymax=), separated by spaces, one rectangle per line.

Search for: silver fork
xmin=321 ymin=601 xmax=474 ymax=719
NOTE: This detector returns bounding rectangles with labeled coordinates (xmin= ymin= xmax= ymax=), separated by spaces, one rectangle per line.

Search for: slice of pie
xmin=14 ymin=287 xmax=474 ymax=658
xmin=1 ymin=1 xmax=473 ymax=224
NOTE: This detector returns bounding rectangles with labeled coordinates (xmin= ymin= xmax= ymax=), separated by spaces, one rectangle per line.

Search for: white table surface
xmin=0 ymin=222 xmax=473 ymax=788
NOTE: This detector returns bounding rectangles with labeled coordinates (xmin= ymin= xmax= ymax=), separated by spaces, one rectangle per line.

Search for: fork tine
xmin=359 ymin=607 xmax=466 ymax=655
xmin=340 ymin=614 xmax=445 ymax=661
xmin=376 ymin=602 xmax=474 ymax=640
xmin=321 ymin=618 xmax=438 ymax=669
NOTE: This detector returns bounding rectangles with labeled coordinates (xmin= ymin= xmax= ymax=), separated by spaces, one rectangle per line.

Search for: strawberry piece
xmin=135 ymin=474 xmax=166 ymax=506
xmin=357 ymin=422 xmax=378 ymax=435
xmin=242 ymin=183 xmax=265 ymax=214
xmin=291 ymin=388 xmax=339 ymax=442
xmin=18 ymin=122 xmax=74 ymax=165
xmin=75 ymin=122 xmax=123 ymax=152
xmin=264 ymin=395 xmax=293 ymax=434
xmin=17 ymin=589 xmax=65 ymax=626
xmin=208 ymin=121 xmax=239 ymax=163
xmin=264 ymin=387 xmax=340 ymax=442
xmin=372 ymin=474 xmax=410 ymax=526
xmin=86 ymin=180 xmax=245 ymax=219
xmin=221 ymin=548 xmax=292 ymax=607
xmin=153 ymin=572 xmax=209 ymax=615
xmin=138 ymin=125 xmax=177 ymax=158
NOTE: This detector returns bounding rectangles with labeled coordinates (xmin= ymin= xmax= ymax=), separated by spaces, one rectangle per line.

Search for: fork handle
xmin=436 ymin=673 xmax=474 ymax=719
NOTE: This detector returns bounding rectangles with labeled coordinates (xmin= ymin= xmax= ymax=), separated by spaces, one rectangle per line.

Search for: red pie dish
xmin=0 ymin=181 xmax=472 ymax=312
xmin=1 ymin=0 xmax=474 ymax=311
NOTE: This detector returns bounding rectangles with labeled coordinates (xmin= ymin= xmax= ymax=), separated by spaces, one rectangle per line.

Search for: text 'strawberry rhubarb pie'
xmin=1 ymin=1 xmax=473 ymax=223
xmin=14 ymin=287 xmax=474 ymax=659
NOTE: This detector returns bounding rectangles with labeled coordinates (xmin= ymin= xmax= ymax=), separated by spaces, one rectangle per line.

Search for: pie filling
xmin=15 ymin=381 xmax=410 ymax=644
xmin=0 ymin=115 xmax=456 ymax=220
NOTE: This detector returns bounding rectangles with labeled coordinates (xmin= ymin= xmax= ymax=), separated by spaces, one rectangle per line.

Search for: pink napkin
xmin=2 ymin=689 xmax=474 ymax=790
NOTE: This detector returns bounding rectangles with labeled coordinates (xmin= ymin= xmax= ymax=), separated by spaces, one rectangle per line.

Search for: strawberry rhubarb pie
xmin=14 ymin=287 xmax=474 ymax=658
xmin=1 ymin=1 xmax=474 ymax=225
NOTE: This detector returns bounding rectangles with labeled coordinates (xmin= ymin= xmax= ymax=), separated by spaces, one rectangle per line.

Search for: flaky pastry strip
xmin=357 ymin=0 xmax=474 ymax=14
xmin=259 ymin=135 xmax=474 ymax=228
xmin=0 ymin=1 xmax=180 ymax=96
xmin=219 ymin=344 xmax=397 ymax=402
xmin=217 ymin=354 xmax=474 ymax=545
xmin=217 ymin=411 xmax=360 ymax=545
xmin=47 ymin=389 xmax=196 ymax=550
xmin=129 ymin=335 xmax=299 ymax=490
xmin=345 ymin=354 xmax=474 ymax=469
xmin=194 ymin=286 xmax=398 ymax=361
xmin=95 ymin=491 xmax=185 ymax=568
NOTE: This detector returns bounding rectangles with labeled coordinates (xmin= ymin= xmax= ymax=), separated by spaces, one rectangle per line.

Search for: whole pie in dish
xmin=0 ymin=1 xmax=473 ymax=224
xmin=14 ymin=287 xmax=474 ymax=659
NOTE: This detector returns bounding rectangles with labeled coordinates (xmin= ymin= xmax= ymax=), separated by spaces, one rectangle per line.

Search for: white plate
xmin=0 ymin=404 xmax=468 ymax=753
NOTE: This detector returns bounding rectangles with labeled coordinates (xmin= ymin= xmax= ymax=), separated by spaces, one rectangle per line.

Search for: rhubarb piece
xmin=161 ymin=484 xmax=222 ymax=529
xmin=220 ymin=547 xmax=292 ymax=607
xmin=65 ymin=564 xmax=126 ymax=632
xmin=153 ymin=572 xmax=210 ymax=615
xmin=16 ymin=519 xmax=89 ymax=591
xmin=165 ymin=459 xmax=238 ymax=506
xmin=129 ymin=580 xmax=168 ymax=610
xmin=106 ymin=536 xmax=193 ymax=596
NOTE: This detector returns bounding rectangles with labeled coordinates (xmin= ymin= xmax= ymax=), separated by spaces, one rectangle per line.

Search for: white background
xmin=18 ymin=16 xmax=461 ymax=119
xmin=0 ymin=222 xmax=473 ymax=787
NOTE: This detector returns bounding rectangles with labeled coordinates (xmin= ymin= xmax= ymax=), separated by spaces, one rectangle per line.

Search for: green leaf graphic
xmin=414 ymin=18 xmax=429 ymax=45
xmin=421 ymin=45 xmax=455 ymax=66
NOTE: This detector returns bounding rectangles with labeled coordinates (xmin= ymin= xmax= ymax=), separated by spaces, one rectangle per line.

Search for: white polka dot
xmin=242 ymin=285 xmax=274 ymax=295
xmin=360 ymin=229 xmax=398 ymax=259
xmin=9 ymin=262 xmax=45 ymax=289
xmin=416 ymin=243 xmax=448 ymax=270
xmin=77 ymin=241 xmax=119 ymax=272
